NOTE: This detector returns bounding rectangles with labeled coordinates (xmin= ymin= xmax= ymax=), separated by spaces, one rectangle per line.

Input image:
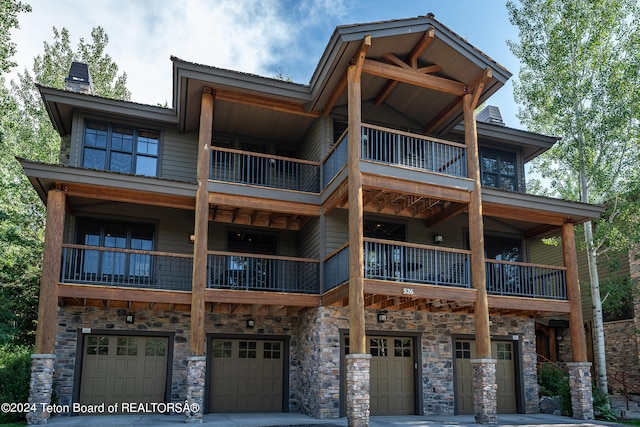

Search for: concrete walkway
xmin=44 ymin=412 xmax=627 ymax=427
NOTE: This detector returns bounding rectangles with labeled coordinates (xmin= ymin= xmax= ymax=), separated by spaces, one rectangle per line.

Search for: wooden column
xmin=464 ymin=94 xmax=490 ymax=358
xmin=34 ymin=189 xmax=66 ymax=354
xmin=347 ymin=64 xmax=366 ymax=355
xmin=561 ymin=221 xmax=587 ymax=362
xmin=190 ymin=87 xmax=214 ymax=356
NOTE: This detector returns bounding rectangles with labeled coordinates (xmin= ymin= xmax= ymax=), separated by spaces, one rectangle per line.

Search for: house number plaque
xmin=403 ymin=287 xmax=414 ymax=295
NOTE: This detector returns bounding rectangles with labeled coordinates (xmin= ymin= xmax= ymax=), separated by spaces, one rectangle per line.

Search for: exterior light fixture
xmin=125 ymin=314 xmax=135 ymax=324
xmin=434 ymin=235 xmax=443 ymax=244
xmin=377 ymin=311 xmax=388 ymax=323
xmin=189 ymin=234 xmax=196 ymax=244
xmin=246 ymin=318 xmax=255 ymax=329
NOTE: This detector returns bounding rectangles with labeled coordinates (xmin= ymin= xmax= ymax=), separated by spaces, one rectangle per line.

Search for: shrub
xmin=537 ymin=362 xmax=572 ymax=415
xmin=0 ymin=345 xmax=32 ymax=424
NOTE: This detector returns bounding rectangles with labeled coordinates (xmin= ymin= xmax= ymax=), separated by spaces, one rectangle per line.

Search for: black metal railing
xmin=361 ymin=124 xmax=468 ymax=177
xmin=321 ymin=131 xmax=348 ymax=188
xmin=485 ymin=260 xmax=567 ymax=300
xmin=364 ymin=238 xmax=471 ymax=287
xmin=61 ymin=244 xmax=193 ymax=291
xmin=207 ymin=251 xmax=320 ymax=294
xmin=210 ymin=147 xmax=320 ymax=192
xmin=323 ymin=243 xmax=349 ymax=292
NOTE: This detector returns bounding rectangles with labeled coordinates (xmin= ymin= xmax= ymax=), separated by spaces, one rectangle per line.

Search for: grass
xmin=619 ymin=421 xmax=640 ymax=426
xmin=0 ymin=423 xmax=26 ymax=427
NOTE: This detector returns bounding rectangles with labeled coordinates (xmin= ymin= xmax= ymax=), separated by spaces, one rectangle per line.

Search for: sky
xmin=7 ymin=0 xmax=524 ymax=129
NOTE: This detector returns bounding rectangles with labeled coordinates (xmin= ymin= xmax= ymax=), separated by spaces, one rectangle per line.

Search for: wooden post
xmin=347 ymin=64 xmax=366 ymax=355
xmin=562 ymin=221 xmax=588 ymax=362
xmin=190 ymin=87 xmax=213 ymax=356
xmin=34 ymin=189 xmax=66 ymax=354
xmin=464 ymin=94 xmax=490 ymax=359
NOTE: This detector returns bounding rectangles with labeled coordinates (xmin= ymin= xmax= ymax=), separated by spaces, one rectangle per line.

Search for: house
xmin=22 ymin=14 xmax=604 ymax=425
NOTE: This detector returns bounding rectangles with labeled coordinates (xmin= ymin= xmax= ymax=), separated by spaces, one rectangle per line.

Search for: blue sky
xmin=9 ymin=0 xmax=522 ymax=128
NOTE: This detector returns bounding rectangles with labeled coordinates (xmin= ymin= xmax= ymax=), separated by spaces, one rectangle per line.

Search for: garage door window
xmin=394 ymin=339 xmax=411 ymax=357
xmin=370 ymin=338 xmax=388 ymax=356
xmin=116 ymin=337 xmax=138 ymax=356
xmin=239 ymin=341 xmax=257 ymax=358
xmin=212 ymin=340 xmax=232 ymax=357
xmin=497 ymin=343 xmax=512 ymax=360
xmin=264 ymin=342 xmax=281 ymax=359
xmin=86 ymin=336 xmax=109 ymax=355
xmin=455 ymin=341 xmax=471 ymax=359
xmin=146 ymin=337 xmax=167 ymax=356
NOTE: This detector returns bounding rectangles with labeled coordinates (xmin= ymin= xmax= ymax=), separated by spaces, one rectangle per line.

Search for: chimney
xmin=65 ymin=62 xmax=94 ymax=95
xmin=476 ymin=105 xmax=505 ymax=126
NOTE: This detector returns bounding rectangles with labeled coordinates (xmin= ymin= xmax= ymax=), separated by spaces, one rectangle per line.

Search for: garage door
xmin=344 ymin=336 xmax=415 ymax=415
xmin=80 ymin=335 xmax=168 ymax=406
xmin=209 ymin=339 xmax=284 ymax=413
xmin=455 ymin=340 xmax=517 ymax=414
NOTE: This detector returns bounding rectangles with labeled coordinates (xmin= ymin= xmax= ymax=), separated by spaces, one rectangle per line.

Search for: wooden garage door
xmin=209 ymin=339 xmax=284 ymax=413
xmin=369 ymin=337 xmax=415 ymax=415
xmin=80 ymin=335 xmax=168 ymax=406
xmin=455 ymin=340 xmax=517 ymax=414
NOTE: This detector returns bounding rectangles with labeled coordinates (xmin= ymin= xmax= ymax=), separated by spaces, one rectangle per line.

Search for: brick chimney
xmin=64 ymin=62 xmax=94 ymax=94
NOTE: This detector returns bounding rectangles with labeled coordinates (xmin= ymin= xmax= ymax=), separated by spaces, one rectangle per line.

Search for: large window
xmin=75 ymin=219 xmax=155 ymax=281
xmin=480 ymin=148 xmax=518 ymax=191
xmin=83 ymin=121 xmax=159 ymax=176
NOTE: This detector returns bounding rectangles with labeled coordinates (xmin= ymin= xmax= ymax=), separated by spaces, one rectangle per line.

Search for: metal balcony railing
xmin=361 ymin=124 xmax=468 ymax=177
xmin=210 ymin=146 xmax=320 ymax=193
xmin=207 ymin=251 xmax=320 ymax=294
xmin=323 ymin=243 xmax=349 ymax=292
xmin=321 ymin=131 xmax=348 ymax=189
xmin=485 ymin=259 xmax=567 ymax=300
xmin=61 ymin=244 xmax=193 ymax=291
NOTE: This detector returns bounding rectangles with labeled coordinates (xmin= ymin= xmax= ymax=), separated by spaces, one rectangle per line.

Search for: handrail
xmin=207 ymin=249 xmax=319 ymax=263
xmin=62 ymin=243 xmax=193 ymax=258
xmin=362 ymin=123 xmax=466 ymax=149
xmin=487 ymin=258 xmax=567 ymax=270
xmin=210 ymin=146 xmax=319 ymax=166
xmin=323 ymin=242 xmax=350 ymax=262
xmin=321 ymin=129 xmax=349 ymax=165
xmin=363 ymin=237 xmax=471 ymax=255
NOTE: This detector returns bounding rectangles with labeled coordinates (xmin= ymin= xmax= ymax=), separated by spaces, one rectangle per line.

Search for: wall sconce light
xmin=189 ymin=234 xmax=196 ymax=244
xmin=434 ymin=235 xmax=443 ymax=244
xmin=377 ymin=310 xmax=388 ymax=323
xmin=125 ymin=314 xmax=135 ymax=324
xmin=246 ymin=318 xmax=255 ymax=329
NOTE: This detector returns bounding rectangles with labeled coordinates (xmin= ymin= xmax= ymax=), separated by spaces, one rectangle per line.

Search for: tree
xmin=0 ymin=25 xmax=130 ymax=345
xmin=507 ymin=0 xmax=640 ymax=396
xmin=0 ymin=0 xmax=31 ymax=73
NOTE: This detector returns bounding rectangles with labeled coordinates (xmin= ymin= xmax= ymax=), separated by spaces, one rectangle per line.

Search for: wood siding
xmin=162 ymin=129 xmax=198 ymax=182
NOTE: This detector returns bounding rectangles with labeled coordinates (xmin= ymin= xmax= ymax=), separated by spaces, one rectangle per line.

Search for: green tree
xmin=0 ymin=0 xmax=31 ymax=73
xmin=507 ymin=0 xmax=640 ymax=396
xmin=0 ymin=25 xmax=130 ymax=345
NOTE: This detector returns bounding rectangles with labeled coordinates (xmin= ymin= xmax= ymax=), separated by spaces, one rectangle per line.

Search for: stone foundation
xmin=345 ymin=354 xmax=371 ymax=427
xmin=26 ymin=354 xmax=56 ymax=425
xmin=185 ymin=356 xmax=206 ymax=424
xmin=567 ymin=362 xmax=594 ymax=420
xmin=471 ymin=359 xmax=497 ymax=424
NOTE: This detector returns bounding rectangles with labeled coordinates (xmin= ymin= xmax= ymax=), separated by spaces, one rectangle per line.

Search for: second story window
xmin=83 ymin=121 xmax=159 ymax=177
xmin=480 ymin=148 xmax=518 ymax=191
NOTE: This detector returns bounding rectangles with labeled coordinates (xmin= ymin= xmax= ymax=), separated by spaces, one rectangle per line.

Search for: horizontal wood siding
xmin=300 ymin=118 xmax=324 ymax=162
xmin=325 ymin=209 xmax=349 ymax=256
xmin=298 ymin=217 xmax=320 ymax=259
xmin=161 ymin=129 xmax=198 ymax=182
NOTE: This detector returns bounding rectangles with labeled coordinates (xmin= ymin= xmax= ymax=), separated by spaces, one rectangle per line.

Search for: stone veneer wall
xmin=603 ymin=320 xmax=639 ymax=389
xmin=54 ymin=305 xmax=539 ymax=417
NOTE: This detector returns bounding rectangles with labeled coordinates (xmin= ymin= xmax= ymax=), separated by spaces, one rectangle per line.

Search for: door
xmin=455 ymin=339 xmax=517 ymax=414
xmin=344 ymin=335 xmax=416 ymax=415
xmin=209 ymin=339 xmax=284 ymax=412
xmin=79 ymin=335 xmax=168 ymax=407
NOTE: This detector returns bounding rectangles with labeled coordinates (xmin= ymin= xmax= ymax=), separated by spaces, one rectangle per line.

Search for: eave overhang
xmin=37 ymin=85 xmax=178 ymax=137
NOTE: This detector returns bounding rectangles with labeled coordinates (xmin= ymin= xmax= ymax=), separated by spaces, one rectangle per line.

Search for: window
xmin=480 ymin=148 xmax=518 ymax=191
xmin=83 ymin=121 xmax=159 ymax=176
xmin=75 ymin=219 xmax=155 ymax=282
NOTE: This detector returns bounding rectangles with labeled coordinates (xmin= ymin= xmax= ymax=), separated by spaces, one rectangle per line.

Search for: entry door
xmin=209 ymin=339 xmax=284 ymax=413
xmin=454 ymin=340 xmax=517 ymax=414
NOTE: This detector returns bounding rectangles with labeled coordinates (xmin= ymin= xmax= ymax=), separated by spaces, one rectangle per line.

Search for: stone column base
xmin=346 ymin=354 xmax=371 ymax=427
xmin=567 ymin=362 xmax=594 ymax=420
xmin=26 ymin=354 xmax=56 ymax=425
xmin=185 ymin=356 xmax=206 ymax=424
xmin=471 ymin=359 xmax=497 ymax=425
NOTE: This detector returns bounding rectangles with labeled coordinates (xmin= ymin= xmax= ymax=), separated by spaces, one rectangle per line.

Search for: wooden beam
xmin=424 ymin=202 xmax=468 ymax=228
xmin=57 ymin=284 xmax=192 ymax=305
xmin=482 ymin=203 xmax=566 ymax=225
xmin=362 ymin=173 xmax=472 ymax=204
xmin=352 ymin=35 xmax=372 ymax=82
xmin=190 ymin=87 xmax=213 ymax=356
xmin=35 ymin=189 xmax=66 ymax=354
xmin=487 ymin=295 xmax=570 ymax=314
xmin=466 ymin=68 xmax=492 ymax=111
xmin=323 ymin=74 xmax=347 ymax=116
xmin=347 ymin=64 xmax=366 ymax=355
xmin=215 ymin=88 xmax=320 ymax=118
xmin=408 ymin=26 xmax=436 ymax=68
xmin=205 ymin=289 xmax=319 ymax=307
xmin=424 ymin=96 xmax=463 ymax=135
xmin=364 ymin=280 xmax=478 ymax=303
xmin=60 ymin=183 xmax=195 ymax=210
xmin=464 ymin=94 xmax=491 ymax=359
xmin=562 ymin=222 xmax=588 ymax=362
xmin=362 ymin=59 xmax=467 ymax=96
xmin=209 ymin=192 xmax=320 ymax=217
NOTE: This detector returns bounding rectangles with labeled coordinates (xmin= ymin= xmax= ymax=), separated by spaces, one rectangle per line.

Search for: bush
xmin=537 ymin=362 xmax=572 ymax=415
xmin=0 ymin=345 xmax=32 ymax=424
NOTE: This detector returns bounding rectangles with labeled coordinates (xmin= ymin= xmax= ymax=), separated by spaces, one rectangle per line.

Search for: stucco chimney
xmin=65 ymin=62 xmax=94 ymax=94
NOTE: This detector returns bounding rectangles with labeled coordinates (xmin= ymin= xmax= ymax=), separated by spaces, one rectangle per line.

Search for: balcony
xmin=210 ymin=146 xmax=320 ymax=193
xmin=321 ymin=124 xmax=468 ymax=190
xmin=207 ymin=251 xmax=320 ymax=293
xmin=61 ymin=244 xmax=193 ymax=291
xmin=323 ymin=239 xmax=567 ymax=302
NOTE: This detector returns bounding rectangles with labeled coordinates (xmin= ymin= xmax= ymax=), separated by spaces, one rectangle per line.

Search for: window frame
xmin=81 ymin=120 xmax=160 ymax=177
xmin=479 ymin=147 xmax=519 ymax=192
